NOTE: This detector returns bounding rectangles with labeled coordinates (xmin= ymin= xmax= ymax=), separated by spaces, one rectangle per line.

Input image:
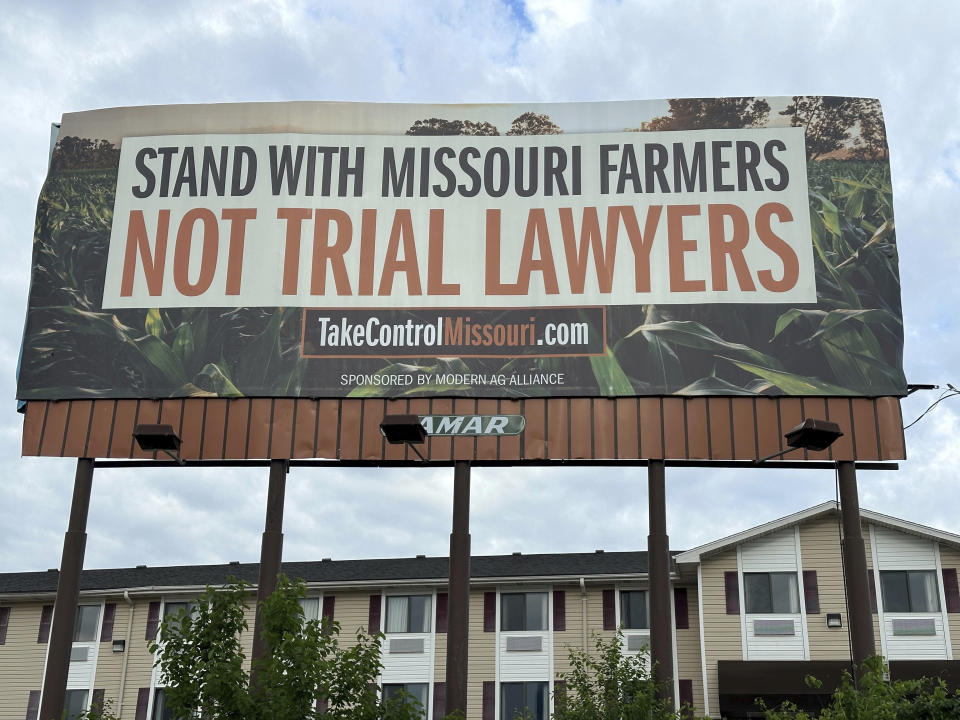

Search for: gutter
xmin=117 ymin=590 xmax=134 ymax=717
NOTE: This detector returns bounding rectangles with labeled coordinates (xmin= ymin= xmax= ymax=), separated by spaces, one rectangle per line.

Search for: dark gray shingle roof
xmin=0 ymin=550 xmax=672 ymax=595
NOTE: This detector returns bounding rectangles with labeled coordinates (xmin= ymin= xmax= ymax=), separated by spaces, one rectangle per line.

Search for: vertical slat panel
xmin=38 ymin=401 xmax=70 ymax=456
xmin=475 ymin=399 xmax=500 ymax=461
xmin=145 ymin=602 xmax=160 ymax=640
xmin=26 ymin=690 xmax=41 ymax=720
xmin=322 ymin=595 xmax=336 ymax=623
xmin=481 ymin=681 xmax=495 ymax=720
xmin=0 ymin=606 xmax=9 ymax=644
xmin=178 ymin=398 xmax=205 ymax=459
xmin=37 ymin=605 xmax=53 ymax=643
xmin=223 ymin=398 xmax=251 ymax=458
xmin=803 ymin=570 xmax=820 ymax=614
xmin=315 ymin=399 xmax=340 ymax=458
xmin=21 ymin=402 xmax=47 ymax=456
xmin=678 ymin=679 xmax=694 ymax=717
xmin=875 ymin=397 xmax=905 ymax=460
xmin=942 ymin=569 xmax=960 ymax=613
xmin=358 ymin=398 xmax=385 ymax=461
xmin=244 ymin=399 xmax=273 ymax=459
xmin=293 ymin=399 xmax=319 ymax=458
xmin=337 ymin=400 xmax=363 ymax=461
xmin=851 ymin=398 xmax=880 ymax=460
xmin=201 ymin=399 xmax=228 ymax=460
xmin=62 ymin=399 xmax=93 ymax=456
xmin=368 ymin=594 xmax=382 ymax=633
xmin=674 ymin=587 xmax=689 ymax=629
xmin=592 ymin=398 xmax=616 ymax=459
xmin=707 ymin=397 xmax=733 ymax=459
xmin=724 ymin=572 xmax=740 ymax=614
xmin=685 ymin=398 xmax=709 ymax=459
xmin=545 ymin=398 xmax=569 ymax=459
xmin=451 ymin=398 xmax=475 ymax=461
xmin=430 ymin=398 xmax=454 ymax=460
xmin=868 ymin=571 xmax=877 ymax=612
xmin=777 ymin=398 xmax=805 ymax=461
xmin=432 ymin=682 xmax=446 ymax=720
xmin=85 ymin=400 xmax=116 ymax=458
xmin=825 ymin=398 xmax=855 ymax=461
xmin=731 ymin=398 xmax=757 ymax=460
xmin=615 ymin=397 xmax=639 ymax=460
xmin=435 ymin=592 xmax=448 ymax=633
xmin=602 ymin=589 xmax=615 ymax=630
xmin=483 ymin=592 xmax=496 ymax=632
xmin=108 ymin=400 xmax=139 ymax=458
xmin=569 ymin=398 xmax=592 ymax=459
xmin=269 ymin=398 xmax=296 ymax=459
xmin=100 ymin=603 xmax=116 ymax=643
xmin=134 ymin=688 xmax=149 ymax=720
xmin=638 ymin=397 xmax=662 ymax=459
xmin=499 ymin=398 xmax=522 ymax=459
xmin=754 ymin=398 xmax=781 ymax=462
xmin=553 ymin=590 xmax=566 ymax=632
xmin=801 ymin=397 xmax=832 ymax=461
xmin=522 ymin=398 xmax=547 ymax=460
xmin=661 ymin=397 xmax=686 ymax=459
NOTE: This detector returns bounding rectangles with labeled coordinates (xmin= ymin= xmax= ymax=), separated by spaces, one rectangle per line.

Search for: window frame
xmin=73 ymin=604 xmax=101 ymax=643
xmin=743 ymin=572 xmax=800 ymax=614
xmin=500 ymin=680 xmax=549 ymax=720
xmin=500 ymin=591 xmax=549 ymax=632
xmin=384 ymin=594 xmax=432 ymax=634
xmin=64 ymin=689 xmax=89 ymax=720
xmin=382 ymin=682 xmax=428 ymax=718
xmin=880 ymin=570 xmax=941 ymax=613
xmin=619 ymin=589 xmax=650 ymax=630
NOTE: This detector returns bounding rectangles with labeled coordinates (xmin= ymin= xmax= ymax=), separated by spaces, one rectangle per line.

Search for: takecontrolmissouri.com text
xmin=301 ymin=307 xmax=605 ymax=358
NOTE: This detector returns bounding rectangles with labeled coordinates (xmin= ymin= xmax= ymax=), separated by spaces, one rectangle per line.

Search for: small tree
xmin=153 ymin=576 xmax=433 ymax=720
xmin=761 ymin=656 xmax=960 ymax=719
xmin=553 ymin=632 xmax=705 ymax=720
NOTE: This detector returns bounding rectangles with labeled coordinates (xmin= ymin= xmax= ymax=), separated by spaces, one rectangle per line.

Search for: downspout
xmin=117 ymin=591 xmax=135 ymax=717
xmin=580 ymin=577 xmax=588 ymax=650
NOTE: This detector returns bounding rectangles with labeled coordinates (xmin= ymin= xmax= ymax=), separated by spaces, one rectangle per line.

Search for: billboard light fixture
xmin=132 ymin=424 xmax=183 ymax=464
xmin=756 ymin=418 xmax=844 ymax=462
xmin=379 ymin=414 xmax=428 ymax=462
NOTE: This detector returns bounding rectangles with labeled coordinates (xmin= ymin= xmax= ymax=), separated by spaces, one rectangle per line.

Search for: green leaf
xmin=133 ymin=334 xmax=188 ymax=386
xmin=195 ymin=363 xmax=243 ymax=397
xmin=144 ymin=308 xmax=165 ymax=337
xmin=811 ymin=192 xmax=841 ymax=237
xmin=626 ymin=320 xmax=783 ymax=369
xmin=721 ymin=357 xmax=854 ymax=395
xmin=772 ymin=309 xmax=826 ymax=340
xmin=172 ymin=322 xmax=195 ymax=364
xmin=677 ymin=376 xmax=757 ymax=395
xmin=589 ymin=348 xmax=634 ymax=395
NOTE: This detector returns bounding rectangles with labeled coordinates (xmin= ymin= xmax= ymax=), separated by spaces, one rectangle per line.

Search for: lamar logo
xmin=420 ymin=415 xmax=525 ymax=436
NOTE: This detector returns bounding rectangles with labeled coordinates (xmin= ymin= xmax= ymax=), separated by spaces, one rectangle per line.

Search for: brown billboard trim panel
xmin=22 ymin=396 xmax=906 ymax=462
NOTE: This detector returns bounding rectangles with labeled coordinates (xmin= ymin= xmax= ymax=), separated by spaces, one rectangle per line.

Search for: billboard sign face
xmin=19 ymin=97 xmax=906 ymax=400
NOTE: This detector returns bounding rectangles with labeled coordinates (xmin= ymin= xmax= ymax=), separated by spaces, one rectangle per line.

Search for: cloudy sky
xmin=1 ymin=0 xmax=958 ymax=575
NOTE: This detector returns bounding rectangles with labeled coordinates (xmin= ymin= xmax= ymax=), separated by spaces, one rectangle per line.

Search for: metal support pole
xmin=446 ymin=461 xmax=471 ymax=717
xmin=40 ymin=458 xmax=94 ymax=720
xmin=837 ymin=460 xmax=877 ymax=670
xmin=647 ymin=459 xmax=674 ymax=708
xmin=251 ymin=459 xmax=287 ymax=684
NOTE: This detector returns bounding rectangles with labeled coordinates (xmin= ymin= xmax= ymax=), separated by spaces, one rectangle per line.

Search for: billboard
xmin=18 ymin=97 xmax=906 ymax=400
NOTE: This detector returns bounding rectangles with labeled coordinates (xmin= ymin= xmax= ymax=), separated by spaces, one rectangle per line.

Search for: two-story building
xmin=2 ymin=501 xmax=959 ymax=719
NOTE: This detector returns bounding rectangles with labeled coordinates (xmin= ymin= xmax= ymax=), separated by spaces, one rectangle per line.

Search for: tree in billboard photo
xmin=18 ymin=97 xmax=904 ymax=400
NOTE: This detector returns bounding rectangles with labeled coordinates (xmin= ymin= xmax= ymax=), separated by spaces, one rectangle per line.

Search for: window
xmin=501 ymin=592 xmax=548 ymax=631
xmin=501 ymin=681 xmax=548 ymax=720
xmin=64 ymin=690 xmax=88 ymax=720
xmin=73 ymin=605 xmax=101 ymax=642
xmin=744 ymin=573 xmax=800 ymax=614
xmin=385 ymin=595 xmax=431 ymax=633
xmin=620 ymin=590 xmax=649 ymax=630
xmin=880 ymin=571 xmax=941 ymax=613
xmin=163 ymin=601 xmax=194 ymax=619
xmin=152 ymin=688 xmax=178 ymax=720
xmin=382 ymin=683 xmax=428 ymax=718
xmin=299 ymin=597 xmax=320 ymax=622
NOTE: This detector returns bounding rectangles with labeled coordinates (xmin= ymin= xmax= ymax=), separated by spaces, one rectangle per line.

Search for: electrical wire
xmin=904 ymin=384 xmax=959 ymax=430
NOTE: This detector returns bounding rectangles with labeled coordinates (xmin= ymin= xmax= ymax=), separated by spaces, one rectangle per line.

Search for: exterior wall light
xmin=379 ymin=414 xmax=428 ymax=461
xmin=826 ymin=613 xmax=843 ymax=628
xmin=757 ymin=418 xmax=844 ymax=462
xmin=112 ymin=639 xmax=126 ymax=653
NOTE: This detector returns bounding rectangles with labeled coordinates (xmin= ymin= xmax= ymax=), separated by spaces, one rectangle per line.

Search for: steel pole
xmin=39 ymin=458 xmax=94 ymax=720
xmin=647 ymin=459 xmax=674 ymax=708
xmin=446 ymin=461 xmax=471 ymax=717
xmin=837 ymin=460 xmax=877 ymax=670
xmin=251 ymin=459 xmax=287 ymax=685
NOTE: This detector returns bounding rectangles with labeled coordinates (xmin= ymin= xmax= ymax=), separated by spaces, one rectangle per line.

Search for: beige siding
xmin=0 ymin=601 xmax=47 ymax=720
xmin=466 ymin=590 xmax=495 ymax=720
xmin=700 ymin=549 xmax=741 ymax=718
xmin=552 ymin=584 xmax=586 ymax=680
xmin=800 ymin=517 xmax=853 ymax=659
xmin=675 ymin=583 xmax=704 ymax=715
xmin=332 ymin=590 xmax=375 ymax=645
xmin=939 ymin=544 xmax=960 ymax=658
xmin=119 ymin=598 xmax=159 ymax=719
xmin=91 ymin=598 xmax=131 ymax=709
